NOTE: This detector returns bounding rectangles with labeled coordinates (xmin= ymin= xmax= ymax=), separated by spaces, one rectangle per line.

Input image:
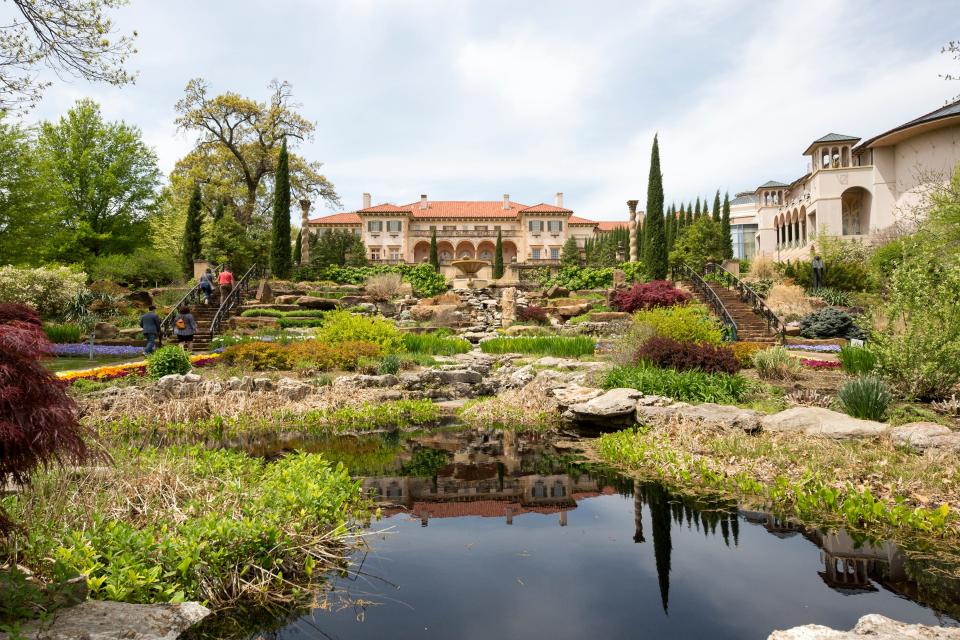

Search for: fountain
xmin=450 ymin=259 xmax=490 ymax=289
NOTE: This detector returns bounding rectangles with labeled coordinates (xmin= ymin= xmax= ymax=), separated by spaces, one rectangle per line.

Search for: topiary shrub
xmin=838 ymin=346 xmax=876 ymax=375
xmin=838 ymin=376 xmax=891 ymax=421
xmin=0 ymin=303 xmax=86 ymax=531
xmin=799 ymin=307 xmax=864 ymax=339
xmin=751 ymin=346 xmax=802 ymax=380
xmin=635 ymin=336 xmax=740 ymax=374
xmin=146 ymin=345 xmax=193 ymax=379
xmin=612 ymin=280 xmax=691 ymax=313
xmin=517 ymin=305 xmax=549 ymax=325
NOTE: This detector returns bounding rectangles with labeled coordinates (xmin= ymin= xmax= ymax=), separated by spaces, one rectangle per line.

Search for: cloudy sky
xmin=22 ymin=0 xmax=960 ymax=220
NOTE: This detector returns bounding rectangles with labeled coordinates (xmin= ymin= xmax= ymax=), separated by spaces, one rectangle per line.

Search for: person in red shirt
xmin=217 ymin=266 xmax=234 ymax=305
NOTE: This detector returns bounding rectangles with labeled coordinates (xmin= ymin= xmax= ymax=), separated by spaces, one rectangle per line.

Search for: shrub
xmin=0 ymin=303 xmax=86 ymax=531
xmin=402 ymin=331 xmax=472 ymax=355
xmin=630 ymin=304 xmax=724 ymax=345
xmin=287 ymin=340 xmax=382 ymax=371
xmin=88 ymin=248 xmax=181 ymax=288
xmin=765 ymin=284 xmax=816 ymax=319
xmin=635 ymin=336 xmax=740 ymax=374
xmin=377 ymin=353 xmax=402 ymax=375
xmin=480 ymin=336 xmax=596 ymax=358
xmin=282 ymin=309 xmax=329 ymax=318
xmin=43 ymin=322 xmax=82 ymax=343
xmin=838 ymin=376 xmax=891 ymax=421
xmin=751 ymin=346 xmax=802 ymax=380
xmin=0 ymin=266 xmax=87 ymax=318
xmin=544 ymin=266 xmax=613 ymax=291
xmin=315 ymin=311 xmax=404 ymax=353
xmin=222 ymin=342 xmax=291 ymax=370
xmin=750 ymin=256 xmax=775 ymax=279
xmin=365 ymin=272 xmax=403 ymax=301
xmin=517 ymin=305 xmax=549 ymax=325
xmin=603 ymin=363 xmax=750 ymax=404
xmin=241 ymin=309 xmax=284 ymax=318
xmin=838 ymin=346 xmax=876 ymax=375
xmin=612 ymin=280 xmax=690 ymax=313
xmin=729 ymin=342 xmax=765 ymax=368
xmin=776 ymin=253 xmax=874 ymax=292
xmin=278 ymin=317 xmax=326 ymax=329
xmin=810 ymin=287 xmax=851 ymax=307
xmin=618 ymin=261 xmax=647 ymax=284
xmin=404 ymin=263 xmax=447 ymax=297
xmin=145 ymin=345 xmax=192 ymax=379
xmin=747 ymin=278 xmax=775 ymax=298
xmin=799 ymin=307 xmax=864 ymax=339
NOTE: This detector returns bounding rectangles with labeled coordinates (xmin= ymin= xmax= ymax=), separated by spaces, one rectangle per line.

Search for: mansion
xmin=727 ymin=99 xmax=960 ymax=261
xmin=307 ymin=193 xmax=628 ymax=280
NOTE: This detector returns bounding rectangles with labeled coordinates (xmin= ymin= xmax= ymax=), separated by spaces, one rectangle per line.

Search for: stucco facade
xmin=731 ymin=100 xmax=960 ymax=260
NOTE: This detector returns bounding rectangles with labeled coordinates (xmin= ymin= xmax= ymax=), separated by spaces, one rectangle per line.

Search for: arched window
xmin=841 ymin=146 xmax=850 ymax=168
xmin=831 ymin=147 xmax=841 ymax=168
xmin=842 ymin=189 xmax=865 ymax=235
xmin=551 ymin=481 xmax=567 ymax=498
xmin=821 ymin=147 xmax=830 ymax=169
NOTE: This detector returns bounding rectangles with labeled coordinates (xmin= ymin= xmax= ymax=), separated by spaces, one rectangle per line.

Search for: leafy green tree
xmin=182 ymin=183 xmax=203 ymax=277
xmin=721 ymin=191 xmax=733 ymax=259
xmin=561 ymin=235 xmax=580 ymax=266
xmin=293 ymin=228 xmax=302 ymax=265
xmin=206 ymin=213 xmax=259 ymax=275
xmin=0 ymin=0 xmax=137 ymax=113
xmin=712 ymin=190 xmax=721 ymax=222
xmin=430 ymin=228 xmax=439 ymax=271
xmin=493 ymin=230 xmax=504 ymax=278
xmin=212 ymin=199 xmax=225 ymax=221
xmin=643 ymin=135 xmax=667 ymax=279
xmin=0 ymin=118 xmax=51 ymax=264
xmin=669 ymin=216 xmax=727 ymax=271
xmin=270 ymin=139 xmax=292 ymax=278
xmin=309 ymin=229 xmax=367 ymax=267
xmin=37 ymin=98 xmax=160 ymax=263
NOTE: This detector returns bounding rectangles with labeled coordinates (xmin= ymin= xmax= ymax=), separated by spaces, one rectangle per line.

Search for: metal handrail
xmin=704 ymin=262 xmax=785 ymax=343
xmin=209 ymin=264 xmax=259 ymax=339
xmin=674 ymin=263 xmax=738 ymax=342
xmin=160 ymin=264 xmax=222 ymax=337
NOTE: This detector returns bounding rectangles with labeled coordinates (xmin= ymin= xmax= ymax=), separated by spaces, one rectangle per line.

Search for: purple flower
xmin=49 ymin=343 xmax=144 ymax=357
xmin=786 ymin=344 xmax=841 ymax=353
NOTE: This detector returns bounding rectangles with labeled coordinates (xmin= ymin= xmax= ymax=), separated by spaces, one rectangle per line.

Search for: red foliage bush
xmin=613 ymin=280 xmax=691 ymax=313
xmin=517 ymin=305 xmax=549 ymax=324
xmin=0 ymin=304 xmax=86 ymax=532
xmin=635 ymin=336 xmax=740 ymax=374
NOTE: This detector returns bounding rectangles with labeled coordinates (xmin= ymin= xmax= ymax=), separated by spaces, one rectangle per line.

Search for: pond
xmin=242 ymin=429 xmax=960 ymax=639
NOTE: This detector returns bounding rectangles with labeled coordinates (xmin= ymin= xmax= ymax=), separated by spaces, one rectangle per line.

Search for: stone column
xmin=299 ymin=199 xmax=311 ymax=265
xmin=627 ymin=200 xmax=639 ymax=262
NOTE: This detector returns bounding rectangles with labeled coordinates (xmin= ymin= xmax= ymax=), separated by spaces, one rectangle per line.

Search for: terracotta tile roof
xmin=568 ymin=215 xmax=599 ymax=225
xmin=519 ymin=203 xmax=572 ymax=213
xmin=308 ymin=212 xmax=361 ymax=225
xmin=596 ymin=221 xmax=628 ymax=231
xmin=399 ymin=200 xmax=529 ymax=219
xmin=358 ymin=203 xmax=413 ymax=213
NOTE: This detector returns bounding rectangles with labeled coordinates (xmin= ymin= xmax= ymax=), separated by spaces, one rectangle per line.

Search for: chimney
xmin=420 ymin=194 xmax=428 ymax=210
xmin=503 ymin=193 xmax=510 ymax=210
xmin=555 ymin=192 xmax=564 ymax=208
xmin=362 ymin=192 xmax=371 ymax=209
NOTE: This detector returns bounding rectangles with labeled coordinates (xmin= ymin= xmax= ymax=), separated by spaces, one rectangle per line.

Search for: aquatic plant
xmin=402 ymin=331 xmax=471 ymax=355
xmin=603 ymin=363 xmax=749 ymax=404
xmin=479 ymin=336 xmax=595 ymax=358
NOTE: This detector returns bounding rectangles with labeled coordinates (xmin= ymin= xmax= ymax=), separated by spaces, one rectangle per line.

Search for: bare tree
xmin=941 ymin=40 xmax=960 ymax=101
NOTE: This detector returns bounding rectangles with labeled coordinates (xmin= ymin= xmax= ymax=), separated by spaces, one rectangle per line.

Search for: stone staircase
xmin=189 ymin=303 xmax=220 ymax=351
xmin=692 ymin=282 xmax=780 ymax=344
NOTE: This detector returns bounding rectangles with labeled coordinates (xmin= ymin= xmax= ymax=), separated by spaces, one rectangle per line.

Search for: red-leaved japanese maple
xmin=0 ymin=303 xmax=86 ymax=531
xmin=612 ymin=280 xmax=691 ymax=313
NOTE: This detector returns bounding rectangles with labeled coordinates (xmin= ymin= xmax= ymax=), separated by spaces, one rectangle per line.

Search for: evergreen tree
xmin=292 ymin=228 xmax=302 ymax=265
xmin=638 ymin=219 xmax=645 ymax=259
xmin=181 ymin=182 xmax=203 ymax=278
xmin=721 ymin=191 xmax=734 ymax=260
xmin=212 ymin=199 xmax=225 ymax=222
xmin=712 ymin=190 xmax=721 ymax=222
xmin=429 ymin=228 xmax=439 ymax=271
xmin=643 ymin=134 xmax=667 ymax=279
xmin=685 ymin=203 xmax=693 ymax=227
xmin=270 ymin=139 xmax=292 ymax=278
xmin=694 ymin=197 xmax=701 ymax=220
xmin=493 ymin=229 xmax=504 ymax=279
xmin=561 ymin=235 xmax=579 ymax=266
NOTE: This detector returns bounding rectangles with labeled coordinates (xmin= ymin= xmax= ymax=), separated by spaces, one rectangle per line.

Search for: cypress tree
xmin=637 ymin=219 xmax=645 ymax=259
xmin=694 ymin=197 xmax=701 ymax=219
xmin=643 ymin=134 xmax=667 ymax=279
xmin=293 ymin=228 xmax=302 ymax=265
xmin=712 ymin=190 xmax=721 ymax=222
xmin=721 ymin=191 xmax=734 ymax=260
xmin=685 ymin=203 xmax=693 ymax=227
xmin=270 ymin=139 xmax=293 ymax=278
xmin=182 ymin=182 xmax=203 ymax=278
xmin=561 ymin=235 xmax=579 ymax=266
xmin=429 ymin=228 xmax=439 ymax=270
xmin=493 ymin=229 xmax=504 ymax=279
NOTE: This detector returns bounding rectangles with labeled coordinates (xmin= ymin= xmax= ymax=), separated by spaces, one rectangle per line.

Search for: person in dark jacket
xmin=811 ymin=252 xmax=825 ymax=290
xmin=199 ymin=268 xmax=214 ymax=305
xmin=174 ymin=305 xmax=199 ymax=352
xmin=140 ymin=305 xmax=162 ymax=355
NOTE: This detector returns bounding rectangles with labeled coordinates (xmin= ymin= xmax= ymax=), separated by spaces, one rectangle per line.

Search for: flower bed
xmin=786 ymin=344 xmax=842 ymax=353
xmin=48 ymin=343 xmax=144 ymax=357
xmin=799 ymin=358 xmax=841 ymax=369
xmin=57 ymin=353 xmax=221 ymax=383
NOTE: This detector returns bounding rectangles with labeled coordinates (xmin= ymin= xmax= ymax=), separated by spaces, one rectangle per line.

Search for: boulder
xmin=340 ymin=295 xmax=373 ymax=306
xmin=589 ymin=311 xmax=631 ymax=323
xmin=500 ymin=287 xmax=517 ymax=327
xmin=410 ymin=304 xmax=459 ymax=322
xmin=509 ymin=365 xmax=535 ymax=387
xmin=438 ymin=369 xmax=483 ymax=385
xmin=124 ymin=290 xmax=154 ymax=308
xmin=552 ymin=385 xmax=604 ymax=408
xmin=93 ymin=322 xmax=119 ymax=339
xmin=296 ymin=296 xmax=341 ymax=310
xmin=277 ymin=377 xmax=311 ymax=400
xmin=569 ymin=388 xmax=644 ymax=422
xmin=334 ymin=374 xmax=399 ymax=388
xmin=505 ymin=324 xmax=547 ymax=336
xmin=761 ymin=407 xmax=887 ymax=439
xmin=890 ymin=422 xmax=960 ymax=452
xmin=240 ymin=303 xmax=299 ymax=312
xmin=636 ymin=402 xmax=761 ymax=432
xmin=253 ymin=377 xmax=274 ymax=392
xmin=545 ymin=284 xmax=570 ymax=299
xmin=768 ymin=614 xmax=960 ymax=640
xmin=256 ymin=280 xmax=274 ymax=303
xmin=0 ymin=600 xmax=210 ymax=640
xmin=613 ymin=269 xmax=626 ymax=288
xmin=376 ymin=301 xmax=398 ymax=316
xmin=555 ymin=303 xmax=592 ymax=318
xmin=274 ymin=294 xmax=301 ymax=304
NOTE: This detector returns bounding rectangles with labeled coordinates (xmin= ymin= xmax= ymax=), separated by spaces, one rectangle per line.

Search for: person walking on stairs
xmin=218 ymin=265 xmax=234 ymax=305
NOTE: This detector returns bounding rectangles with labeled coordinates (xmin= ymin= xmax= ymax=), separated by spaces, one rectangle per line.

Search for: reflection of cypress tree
xmin=633 ymin=480 xmax=645 ymax=543
xmin=710 ymin=516 xmax=718 ymax=535
xmin=720 ymin=516 xmax=730 ymax=547
xmin=701 ymin=512 xmax=710 ymax=538
xmin=731 ymin=512 xmax=740 ymax=546
xmin=684 ymin=504 xmax=693 ymax=528
xmin=648 ymin=484 xmax=673 ymax=614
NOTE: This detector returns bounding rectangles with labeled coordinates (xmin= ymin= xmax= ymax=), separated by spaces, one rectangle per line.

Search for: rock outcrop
xmin=768 ymin=614 xmax=960 ymax=639
xmin=0 ymin=600 xmax=210 ymax=640
xmin=761 ymin=407 xmax=887 ymax=439
xmin=890 ymin=422 xmax=960 ymax=452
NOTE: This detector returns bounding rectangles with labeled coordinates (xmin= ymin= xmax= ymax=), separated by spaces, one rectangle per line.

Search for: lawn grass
xmin=43 ymin=354 xmax=141 ymax=373
xmin=479 ymin=336 xmax=595 ymax=358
